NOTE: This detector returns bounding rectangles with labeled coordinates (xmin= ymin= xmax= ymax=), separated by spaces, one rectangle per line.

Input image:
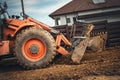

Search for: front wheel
xmin=14 ymin=28 xmax=56 ymax=69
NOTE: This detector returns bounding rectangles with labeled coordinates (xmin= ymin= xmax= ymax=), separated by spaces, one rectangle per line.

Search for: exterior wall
xmin=81 ymin=14 xmax=120 ymax=23
xmin=108 ymin=15 xmax=120 ymax=22
xmin=77 ymin=7 xmax=120 ymax=23
xmin=106 ymin=21 xmax=120 ymax=47
xmin=65 ymin=14 xmax=77 ymax=25
xmin=53 ymin=14 xmax=77 ymax=26
xmin=78 ymin=7 xmax=120 ymax=16
xmin=53 ymin=7 xmax=120 ymax=26
xmin=60 ymin=16 xmax=66 ymax=25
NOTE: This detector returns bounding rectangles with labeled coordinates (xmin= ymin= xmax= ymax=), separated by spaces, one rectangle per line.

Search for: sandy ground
xmin=0 ymin=47 xmax=120 ymax=80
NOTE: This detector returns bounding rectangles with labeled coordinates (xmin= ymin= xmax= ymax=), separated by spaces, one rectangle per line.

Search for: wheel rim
xmin=22 ymin=38 xmax=46 ymax=62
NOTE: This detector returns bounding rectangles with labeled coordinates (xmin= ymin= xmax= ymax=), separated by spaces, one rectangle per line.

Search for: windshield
xmin=0 ymin=2 xmax=5 ymax=14
xmin=0 ymin=2 xmax=9 ymax=19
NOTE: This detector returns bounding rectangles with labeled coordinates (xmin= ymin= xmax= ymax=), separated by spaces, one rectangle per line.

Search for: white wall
xmin=60 ymin=15 xmax=66 ymax=25
xmin=54 ymin=14 xmax=77 ymax=26
xmin=66 ymin=14 xmax=77 ymax=25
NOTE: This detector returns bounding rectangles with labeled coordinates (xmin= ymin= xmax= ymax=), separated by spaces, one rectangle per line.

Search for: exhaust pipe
xmin=21 ymin=0 xmax=26 ymax=19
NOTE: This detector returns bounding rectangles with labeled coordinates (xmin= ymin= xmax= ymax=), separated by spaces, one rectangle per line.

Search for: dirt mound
xmin=0 ymin=47 xmax=120 ymax=80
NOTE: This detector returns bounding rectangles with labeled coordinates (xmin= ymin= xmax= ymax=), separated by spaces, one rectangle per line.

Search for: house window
xmin=55 ymin=18 xmax=60 ymax=25
xmin=92 ymin=0 xmax=106 ymax=4
xmin=73 ymin=17 xmax=77 ymax=23
xmin=66 ymin=18 xmax=71 ymax=23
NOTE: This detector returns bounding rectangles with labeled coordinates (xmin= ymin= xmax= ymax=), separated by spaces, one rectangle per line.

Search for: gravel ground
xmin=0 ymin=47 xmax=120 ymax=80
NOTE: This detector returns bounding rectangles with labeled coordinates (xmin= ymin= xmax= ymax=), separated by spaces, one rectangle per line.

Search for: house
xmin=50 ymin=0 xmax=120 ymax=47
xmin=49 ymin=0 xmax=120 ymax=26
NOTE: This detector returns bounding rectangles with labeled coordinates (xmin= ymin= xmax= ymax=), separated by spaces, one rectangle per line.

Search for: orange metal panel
xmin=27 ymin=17 xmax=52 ymax=31
xmin=56 ymin=34 xmax=71 ymax=46
xmin=55 ymin=34 xmax=62 ymax=46
xmin=56 ymin=34 xmax=71 ymax=55
xmin=0 ymin=41 xmax=10 ymax=56
xmin=61 ymin=34 xmax=71 ymax=45
xmin=12 ymin=23 xmax=35 ymax=37
xmin=57 ymin=46 xmax=69 ymax=55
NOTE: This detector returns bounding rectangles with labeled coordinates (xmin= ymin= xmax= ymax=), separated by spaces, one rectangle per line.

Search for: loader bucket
xmin=71 ymin=24 xmax=94 ymax=63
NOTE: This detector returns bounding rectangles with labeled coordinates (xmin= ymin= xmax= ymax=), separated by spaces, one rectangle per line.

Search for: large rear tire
xmin=14 ymin=28 xmax=56 ymax=69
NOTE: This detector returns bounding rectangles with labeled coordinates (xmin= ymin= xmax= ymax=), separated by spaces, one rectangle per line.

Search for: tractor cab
xmin=0 ymin=2 xmax=7 ymax=14
xmin=0 ymin=1 xmax=10 ymax=19
xmin=0 ymin=2 xmax=8 ymax=41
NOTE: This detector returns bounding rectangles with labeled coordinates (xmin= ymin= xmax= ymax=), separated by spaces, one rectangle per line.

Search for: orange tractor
xmin=0 ymin=0 xmax=94 ymax=69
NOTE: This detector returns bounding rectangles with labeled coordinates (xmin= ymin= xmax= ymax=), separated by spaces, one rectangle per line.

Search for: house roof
xmin=49 ymin=0 xmax=120 ymax=17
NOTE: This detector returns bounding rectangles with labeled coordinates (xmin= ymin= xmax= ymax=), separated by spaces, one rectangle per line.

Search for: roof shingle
xmin=49 ymin=0 xmax=120 ymax=17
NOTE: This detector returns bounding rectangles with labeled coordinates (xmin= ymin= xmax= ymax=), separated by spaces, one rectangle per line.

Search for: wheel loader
xmin=0 ymin=0 xmax=94 ymax=69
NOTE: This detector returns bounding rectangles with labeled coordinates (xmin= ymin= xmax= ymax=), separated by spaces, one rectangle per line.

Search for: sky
xmin=0 ymin=0 xmax=72 ymax=26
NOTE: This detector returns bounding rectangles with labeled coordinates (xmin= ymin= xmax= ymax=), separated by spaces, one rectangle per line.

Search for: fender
xmin=11 ymin=22 xmax=36 ymax=37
